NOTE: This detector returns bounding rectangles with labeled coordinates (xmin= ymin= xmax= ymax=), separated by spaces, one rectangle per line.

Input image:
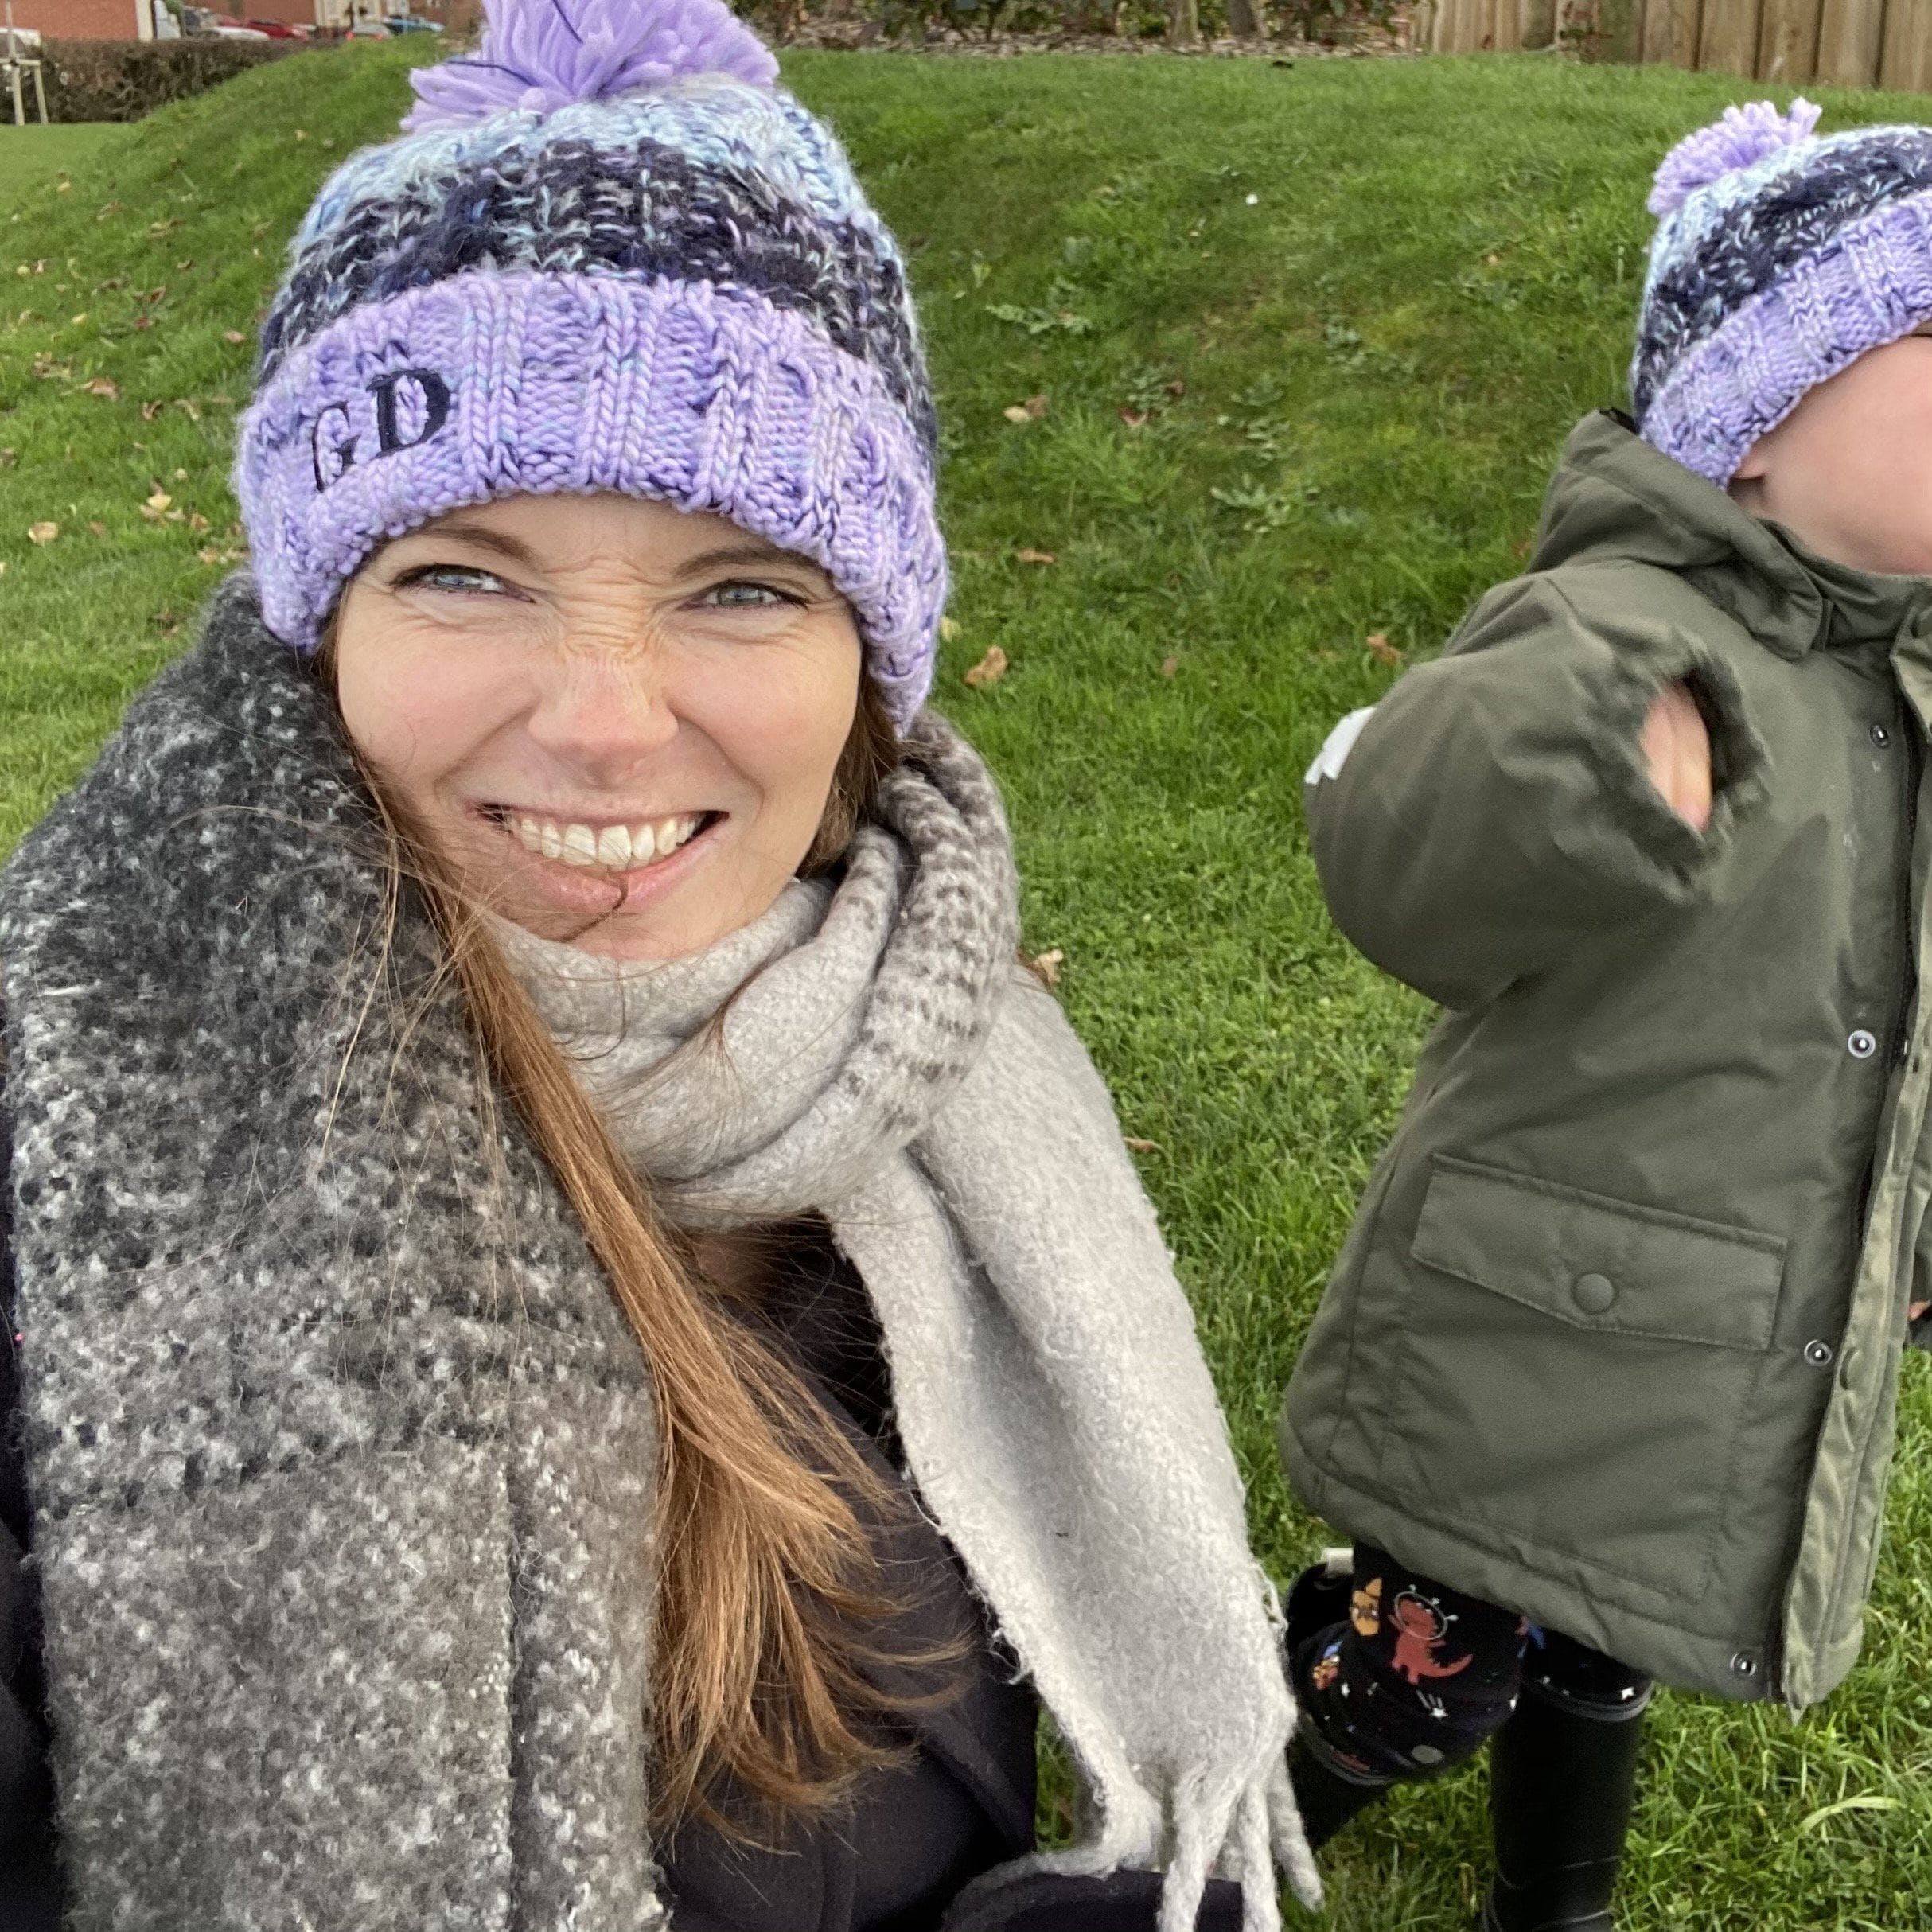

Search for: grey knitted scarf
xmin=0 ymin=575 xmax=1315 ymax=1931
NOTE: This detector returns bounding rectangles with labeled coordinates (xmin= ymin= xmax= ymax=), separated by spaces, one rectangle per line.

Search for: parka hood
xmin=1532 ymin=411 xmax=1932 ymax=658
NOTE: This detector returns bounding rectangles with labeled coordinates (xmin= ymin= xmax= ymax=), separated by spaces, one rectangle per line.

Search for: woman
xmin=0 ymin=3 xmax=1319 ymax=1928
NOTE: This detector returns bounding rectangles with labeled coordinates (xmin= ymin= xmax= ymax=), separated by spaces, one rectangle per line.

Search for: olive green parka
xmin=1281 ymin=410 xmax=1932 ymax=1711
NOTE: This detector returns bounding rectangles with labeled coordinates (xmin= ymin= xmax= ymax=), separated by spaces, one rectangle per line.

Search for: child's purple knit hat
xmin=1633 ymin=99 xmax=1932 ymax=488
xmin=233 ymin=0 xmax=943 ymax=728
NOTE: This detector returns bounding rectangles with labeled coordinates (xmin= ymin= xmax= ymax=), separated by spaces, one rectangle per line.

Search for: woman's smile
xmin=477 ymin=802 xmax=715 ymax=871
xmin=467 ymin=799 xmax=730 ymax=917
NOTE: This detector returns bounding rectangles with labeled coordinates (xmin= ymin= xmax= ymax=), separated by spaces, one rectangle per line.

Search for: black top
xmin=0 ymin=1169 xmax=1035 ymax=1932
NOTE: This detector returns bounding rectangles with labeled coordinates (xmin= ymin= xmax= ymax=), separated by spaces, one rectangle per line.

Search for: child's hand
xmin=1640 ymin=681 xmax=1712 ymax=832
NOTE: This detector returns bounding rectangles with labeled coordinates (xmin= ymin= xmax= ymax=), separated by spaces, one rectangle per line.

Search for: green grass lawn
xmin=5 ymin=40 xmax=1932 ymax=1930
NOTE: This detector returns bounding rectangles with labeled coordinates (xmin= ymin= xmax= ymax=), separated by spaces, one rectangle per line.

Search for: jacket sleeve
xmin=1302 ymin=572 xmax=1767 ymax=1011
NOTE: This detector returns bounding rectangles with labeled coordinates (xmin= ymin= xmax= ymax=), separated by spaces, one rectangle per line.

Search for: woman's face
xmin=332 ymin=493 xmax=864 ymax=962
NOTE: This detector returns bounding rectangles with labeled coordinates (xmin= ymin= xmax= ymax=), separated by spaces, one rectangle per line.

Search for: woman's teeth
xmin=508 ymin=812 xmax=704 ymax=870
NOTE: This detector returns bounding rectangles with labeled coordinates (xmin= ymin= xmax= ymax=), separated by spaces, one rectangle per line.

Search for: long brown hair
xmin=325 ymin=641 xmax=930 ymax=1832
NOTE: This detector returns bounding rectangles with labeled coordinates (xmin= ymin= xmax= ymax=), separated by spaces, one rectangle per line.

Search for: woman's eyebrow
xmin=674 ymin=541 xmax=819 ymax=578
xmin=394 ymin=520 xmax=541 ymax=567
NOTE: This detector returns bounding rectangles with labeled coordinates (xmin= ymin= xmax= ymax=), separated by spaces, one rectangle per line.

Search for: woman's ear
xmin=1731 ymin=438 xmax=1772 ymax=483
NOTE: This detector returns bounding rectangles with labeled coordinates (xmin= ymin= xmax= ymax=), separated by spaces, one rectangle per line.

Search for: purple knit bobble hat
xmin=234 ymin=0 xmax=945 ymax=729
xmin=1634 ymin=98 xmax=1932 ymax=487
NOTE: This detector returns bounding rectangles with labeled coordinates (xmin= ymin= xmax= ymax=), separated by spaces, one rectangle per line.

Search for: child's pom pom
xmin=403 ymin=0 xmax=778 ymax=133
xmin=1647 ymin=98 xmax=1823 ymax=216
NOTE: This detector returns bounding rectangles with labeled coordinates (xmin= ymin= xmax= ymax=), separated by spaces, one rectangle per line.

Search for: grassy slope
xmin=3 ymin=42 xmax=1932 ymax=1928
xmin=0 ymin=125 xmax=125 ymax=197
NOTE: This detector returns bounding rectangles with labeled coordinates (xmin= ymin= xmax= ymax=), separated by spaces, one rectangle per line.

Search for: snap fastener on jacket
xmin=1848 ymin=1029 xmax=1879 ymax=1059
xmin=1872 ymin=723 xmax=1893 ymax=748
xmin=1572 ymin=1272 xmax=1616 ymax=1315
xmin=1729 ymin=1651 xmax=1758 ymax=1678
xmin=1803 ymin=1338 xmax=1835 ymax=1369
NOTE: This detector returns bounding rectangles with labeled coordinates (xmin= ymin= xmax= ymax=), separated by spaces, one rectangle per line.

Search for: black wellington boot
xmin=1286 ymin=1724 xmax=1393 ymax=1852
xmin=1480 ymin=1686 xmax=1646 ymax=1932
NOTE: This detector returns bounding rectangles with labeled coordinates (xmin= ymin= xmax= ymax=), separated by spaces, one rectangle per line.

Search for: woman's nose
xmin=524 ymin=655 xmax=680 ymax=786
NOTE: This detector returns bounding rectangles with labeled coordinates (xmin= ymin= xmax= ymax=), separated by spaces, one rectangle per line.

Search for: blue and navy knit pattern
xmin=1632 ymin=126 xmax=1932 ymax=424
xmin=259 ymin=81 xmax=937 ymax=455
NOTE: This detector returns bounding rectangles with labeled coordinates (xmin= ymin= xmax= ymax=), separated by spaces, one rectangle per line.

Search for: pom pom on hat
xmin=1647 ymin=97 xmax=1823 ymax=216
xmin=403 ymin=0 xmax=778 ymax=133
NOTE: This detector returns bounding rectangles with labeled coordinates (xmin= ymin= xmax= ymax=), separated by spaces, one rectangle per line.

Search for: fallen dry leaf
xmin=27 ymin=522 xmax=58 ymax=545
xmin=147 ymin=219 xmax=178 ymax=239
xmin=939 ymin=615 xmax=960 ymax=644
xmin=1119 ymin=408 xmax=1148 ymax=430
xmin=1015 ymin=548 xmax=1057 ymax=567
xmin=1365 ymin=632 xmax=1404 ymax=668
xmin=1002 ymin=404 xmax=1032 ymax=423
xmin=0 ymin=560 xmax=7 ymax=577
xmin=1167 ymin=378 xmax=1186 ymax=399
xmin=0 ymin=449 xmax=14 ymax=468
xmin=55 ymin=180 xmax=71 ymax=194
xmin=963 ymin=645 xmax=1008 ymax=691
xmin=139 ymin=400 xmax=162 ymax=422
xmin=222 ymin=329 xmax=245 ymax=345
xmin=140 ymin=490 xmax=173 ymax=522
xmin=87 ymin=520 xmax=107 ymax=537
xmin=197 ymin=546 xmax=224 ymax=565
xmin=188 ymin=511 xmax=210 ymax=533
xmin=1123 ymin=1137 xmax=1164 ymax=1155
xmin=1026 ymin=947 xmax=1064 ymax=988
xmin=1160 ymin=654 xmax=1179 ymax=678
xmin=1003 ymin=394 xmax=1049 ymax=423
xmin=84 ymin=376 xmax=118 ymax=399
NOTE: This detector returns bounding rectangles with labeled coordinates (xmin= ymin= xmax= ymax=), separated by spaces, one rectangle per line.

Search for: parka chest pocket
xmin=1379 ymin=1155 xmax=1788 ymax=1607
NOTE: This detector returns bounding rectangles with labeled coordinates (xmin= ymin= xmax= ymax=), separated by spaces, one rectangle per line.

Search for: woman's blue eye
xmin=401 ymin=564 xmax=506 ymax=595
xmin=703 ymin=581 xmax=795 ymax=610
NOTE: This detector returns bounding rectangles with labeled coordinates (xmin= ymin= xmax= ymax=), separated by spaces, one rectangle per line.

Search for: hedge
xmin=26 ymin=38 xmax=306 ymax=126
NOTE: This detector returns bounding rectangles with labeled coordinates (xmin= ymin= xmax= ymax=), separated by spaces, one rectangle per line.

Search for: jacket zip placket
xmin=1794 ymin=646 xmax=1932 ymax=1704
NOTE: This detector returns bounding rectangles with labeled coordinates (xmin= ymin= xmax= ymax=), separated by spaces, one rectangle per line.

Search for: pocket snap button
xmin=1572 ymin=1272 xmax=1616 ymax=1315
xmin=1803 ymin=1338 xmax=1835 ymax=1369
xmin=1848 ymin=1030 xmax=1879 ymax=1060
xmin=1872 ymin=723 xmax=1893 ymax=749
xmin=1729 ymin=1651 xmax=1759 ymax=1678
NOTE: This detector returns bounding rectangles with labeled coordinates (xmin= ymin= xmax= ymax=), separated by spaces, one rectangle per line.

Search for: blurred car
xmin=207 ymin=21 xmax=271 ymax=36
xmin=243 ymin=18 xmax=311 ymax=34
xmin=384 ymin=14 xmax=446 ymax=30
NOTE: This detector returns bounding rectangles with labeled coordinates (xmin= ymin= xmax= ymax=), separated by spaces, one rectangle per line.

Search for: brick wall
xmin=6 ymin=0 xmax=148 ymax=37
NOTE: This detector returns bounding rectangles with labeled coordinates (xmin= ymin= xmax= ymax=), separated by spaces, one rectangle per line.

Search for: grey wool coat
xmin=1285 ymin=411 xmax=1932 ymax=1713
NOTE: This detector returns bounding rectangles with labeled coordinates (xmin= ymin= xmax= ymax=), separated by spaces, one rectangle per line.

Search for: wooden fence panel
xmin=1699 ymin=0 xmax=1765 ymax=72
xmin=1881 ymin=1 xmax=1932 ymax=90
xmin=1643 ymin=0 xmax=1706 ymax=65
xmin=1817 ymin=0 xmax=1886 ymax=85
xmin=1758 ymin=0 xmax=1822 ymax=79
xmin=1415 ymin=0 xmax=1925 ymax=86
xmin=1520 ymin=0 xmax=1556 ymax=48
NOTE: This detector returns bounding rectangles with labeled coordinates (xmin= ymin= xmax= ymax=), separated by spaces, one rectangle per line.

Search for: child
xmin=1280 ymin=99 xmax=1932 ymax=1932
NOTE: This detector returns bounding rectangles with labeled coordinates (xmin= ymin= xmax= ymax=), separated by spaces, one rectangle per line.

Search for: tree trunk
xmin=1168 ymin=0 xmax=1200 ymax=46
xmin=1227 ymin=0 xmax=1260 ymax=37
